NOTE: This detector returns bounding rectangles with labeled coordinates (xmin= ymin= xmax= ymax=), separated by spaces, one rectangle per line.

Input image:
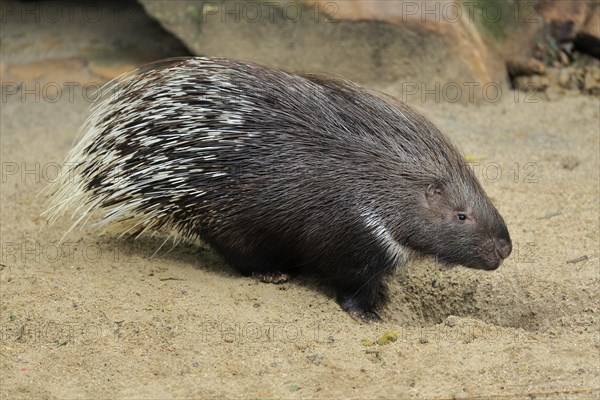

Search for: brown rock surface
xmin=138 ymin=0 xmax=508 ymax=102
xmin=581 ymin=3 xmax=600 ymax=38
xmin=513 ymin=74 xmax=550 ymax=92
xmin=507 ymin=58 xmax=546 ymax=77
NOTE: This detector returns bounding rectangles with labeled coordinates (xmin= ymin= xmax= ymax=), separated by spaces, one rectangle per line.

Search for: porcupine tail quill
xmin=43 ymin=58 xmax=193 ymax=242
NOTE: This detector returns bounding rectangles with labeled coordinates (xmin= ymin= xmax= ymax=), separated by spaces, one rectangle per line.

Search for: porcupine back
xmin=47 ymin=57 xmax=465 ymax=239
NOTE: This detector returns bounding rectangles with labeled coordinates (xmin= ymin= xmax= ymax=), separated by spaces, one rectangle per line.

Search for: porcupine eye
xmin=456 ymin=212 xmax=467 ymax=221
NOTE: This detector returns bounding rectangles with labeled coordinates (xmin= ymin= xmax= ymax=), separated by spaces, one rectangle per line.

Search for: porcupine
xmin=46 ymin=57 xmax=512 ymax=322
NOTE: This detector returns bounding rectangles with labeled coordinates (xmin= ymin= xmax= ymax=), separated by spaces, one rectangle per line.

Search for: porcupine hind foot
xmin=336 ymin=274 xmax=389 ymax=323
xmin=208 ymin=240 xmax=290 ymax=284
xmin=338 ymin=293 xmax=384 ymax=323
xmin=230 ymin=257 xmax=290 ymax=284
xmin=251 ymin=271 xmax=290 ymax=284
xmin=233 ymin=257 xmax=290 ymax=284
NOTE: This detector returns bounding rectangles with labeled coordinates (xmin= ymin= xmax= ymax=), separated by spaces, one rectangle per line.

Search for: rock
xmin=506 ymin=58 xmax=546 ymax=77
xmin=583 ymin=67 xmax=600 ymax=93
xmin=555 ymin=66 xmax=588 ymax=90
xmin=136 ymin=0 xmax=508 ymax=103
xmin=558 ymin=68 xmax=572 ymax=87
xmin=559 ymin=50 xmax=571 ymax=66
xmin=514 ymin=75 xmax=549 ymax=92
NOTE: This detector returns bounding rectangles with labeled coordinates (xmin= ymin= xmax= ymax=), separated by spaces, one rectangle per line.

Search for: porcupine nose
xmin=496 ymin=239 xmax=512 ymax=260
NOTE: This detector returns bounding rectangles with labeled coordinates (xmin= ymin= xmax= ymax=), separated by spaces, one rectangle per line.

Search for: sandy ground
xmin=1 ymin=1 xmax=599 ymax=399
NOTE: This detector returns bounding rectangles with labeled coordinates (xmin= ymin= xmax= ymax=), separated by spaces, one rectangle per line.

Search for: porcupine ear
xmin=425 ymin=179 xmax=447 ymax=207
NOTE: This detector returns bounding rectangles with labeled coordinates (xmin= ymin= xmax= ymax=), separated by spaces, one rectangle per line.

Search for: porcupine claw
xmin=251 ymin=271 xmax=290 ymax=284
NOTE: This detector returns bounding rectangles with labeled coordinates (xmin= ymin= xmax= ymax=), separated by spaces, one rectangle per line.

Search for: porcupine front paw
xmin=338 ymin=296 xmax=383 ymax=323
